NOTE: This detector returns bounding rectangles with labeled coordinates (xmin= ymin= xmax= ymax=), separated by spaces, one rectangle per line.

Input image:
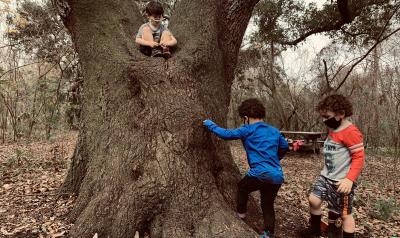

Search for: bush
xmin=370 ymin=199 xmax=399 ymax=221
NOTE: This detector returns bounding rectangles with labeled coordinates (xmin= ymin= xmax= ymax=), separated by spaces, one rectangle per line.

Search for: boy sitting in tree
xmin=203 ymin=98 xmax=289 ymax=238
xmin=300 ymin=94 xmax=365 ymax=238
xmin=135 ymin=1 xmax=177 ymax=58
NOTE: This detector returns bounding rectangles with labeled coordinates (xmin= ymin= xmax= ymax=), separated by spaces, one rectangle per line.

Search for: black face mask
xmin=243 ymin=117 xmax=249 ymax=125
xmin=323 ymin=117 xmax=342 ymax=129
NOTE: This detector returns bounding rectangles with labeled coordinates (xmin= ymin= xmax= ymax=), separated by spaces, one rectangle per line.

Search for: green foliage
xmin=251 ymin=0 xmax=395 ymax=47
xmin=332 ymin=1 xmax=398 ymax=46
xmin=370 ymin=199 xmax=399 ymax=221
xmin=0 ymin=0 xmax=81 ymax=141
xmin=5 ymin=0 xmax=74 ymax=63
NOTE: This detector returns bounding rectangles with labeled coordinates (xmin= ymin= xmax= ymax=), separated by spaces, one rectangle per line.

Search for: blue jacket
xmin=204 ymin=120 xmax=288 ymax=184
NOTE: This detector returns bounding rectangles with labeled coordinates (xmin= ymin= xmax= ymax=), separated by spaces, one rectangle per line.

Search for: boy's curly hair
xmin=238 ymin=98 xmax=266 ymax=119
xmin=316 ymin=94 xmax=353 ymax=117
xmin=145 ymin=1 xmax=164 ymax=16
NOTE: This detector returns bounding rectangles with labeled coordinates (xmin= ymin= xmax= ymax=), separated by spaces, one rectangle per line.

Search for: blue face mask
xmin=323 ymin=117 xmax=342 ymax=129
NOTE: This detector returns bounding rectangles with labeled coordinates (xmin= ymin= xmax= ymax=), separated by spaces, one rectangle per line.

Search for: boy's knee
xmin=161 ymin=31 xmax=172 ymax=40
xmin=308 ymin=194 xmax=322 ymax=209
xmin=342 ymin=213 xmax=354 ymax=221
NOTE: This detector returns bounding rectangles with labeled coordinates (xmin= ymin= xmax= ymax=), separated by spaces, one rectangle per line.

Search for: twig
xmin=0 ymin=62 xmax=41 ymax=80
xmin=335 ymin=27 xmax=400 ymax=91
xmin=322 ymin=59 xmax=332 ymax=93
xmin=334 ymin=3 xmax=400 ymax=91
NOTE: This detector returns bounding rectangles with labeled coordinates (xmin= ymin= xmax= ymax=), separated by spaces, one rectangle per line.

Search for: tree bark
xmin=57 ymin=0 xmax=263 ymax=237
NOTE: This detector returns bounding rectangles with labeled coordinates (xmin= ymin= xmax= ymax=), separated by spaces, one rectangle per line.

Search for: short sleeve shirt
xmin=136 ymin=23 xmax=169 ymax=43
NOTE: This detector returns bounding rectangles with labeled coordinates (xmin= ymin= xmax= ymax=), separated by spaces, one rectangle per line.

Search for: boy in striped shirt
xmin=300 ymin=94 xmax=365 ymax=238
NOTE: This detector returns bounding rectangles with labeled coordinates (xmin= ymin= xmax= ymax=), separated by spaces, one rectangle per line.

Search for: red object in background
xmin=292 ymin=140 xmax=304 ymax=151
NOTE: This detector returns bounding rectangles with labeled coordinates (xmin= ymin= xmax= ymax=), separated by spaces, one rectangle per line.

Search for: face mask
xmin=243 ymin=116 xmax=249 ymax=125
xmin=150 ymin=18 xmax=162 ymax=27
xmin=323 ymin=117 xmax=342 ymax=129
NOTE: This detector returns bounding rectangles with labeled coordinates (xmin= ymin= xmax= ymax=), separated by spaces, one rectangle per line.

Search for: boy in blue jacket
xmin=203 ymin=98 xmax=289 ymax=238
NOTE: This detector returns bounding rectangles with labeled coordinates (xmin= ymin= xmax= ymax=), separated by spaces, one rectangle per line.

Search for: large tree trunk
xmin=56 ymin=0 xmax=261 ymax=237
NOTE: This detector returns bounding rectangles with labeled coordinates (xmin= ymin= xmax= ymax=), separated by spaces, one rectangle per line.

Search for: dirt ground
xmin=0 ymin=133 xmax=399 ymax=237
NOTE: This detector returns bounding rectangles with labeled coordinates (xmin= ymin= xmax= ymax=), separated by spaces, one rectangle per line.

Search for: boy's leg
xmin=299 ymin=176 xmax=325 ymax=237
xmin=160 ymin=31 xmax=173 ymax=46
xmin=260 ymin=183 xmax=281 ymax=235
xmin=341 ymin=214 xmax=355 ymax=238
xmin=160 ymin=31 xmax=173 ymax=57
xmin=139 ymin=28 xmax=158 ymax=56
xmin=341 ymin=192 xmax=356 ymax=238
xmin=139 ymin=45 xmax=152 ymax=56
xmin=327 ymin=211 xmax=343 ymax=238
xmin=309 ymin=193 xmax=323 ymax=215
xmin=309 ymin=194 xmax=323 ymax=235
xmin=237 ymin=176 xmax=261 ymax=218
xmin=326 ymin=181 xmax=356 ymax=238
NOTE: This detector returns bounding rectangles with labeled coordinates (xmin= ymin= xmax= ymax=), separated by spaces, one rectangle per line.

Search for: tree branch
xmin=279 ymin=24 xmax=340 ymax=46
xmin=219 ymin=0 xmax=260 ymax=79
xmin=0 ymin=62 xmax=41 ymax=80
xmin=335 ymin=26 xmax=400 ymax=91
xmin=278 ymin=0 xmax=372 ymax=46
xmin=337 ymin=0 xmax=353 ymax=23
xmin=58 ymin=0 xmax=142 ymax=62
xmin=335 ymin=3 xmax=400 ymax=91
xmin=323 ymin=59 xmax=331 ymax=89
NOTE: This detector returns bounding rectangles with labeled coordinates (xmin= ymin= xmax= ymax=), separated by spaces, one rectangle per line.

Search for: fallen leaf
xmin=2 ymin=184 xmax=12 ymax=190
xmin=0 ymin=227 xmax=14 ymax=236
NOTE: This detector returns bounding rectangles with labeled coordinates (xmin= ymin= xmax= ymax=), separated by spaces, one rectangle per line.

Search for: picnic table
xmin=280 ymin=131 xmax=326 ymax=154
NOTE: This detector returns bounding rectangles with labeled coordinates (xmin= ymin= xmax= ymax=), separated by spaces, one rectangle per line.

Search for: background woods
xmin=1 ymin=0 xmax=399 ymax=151
xmin=0 ymin=0 xmax=79 ymax=142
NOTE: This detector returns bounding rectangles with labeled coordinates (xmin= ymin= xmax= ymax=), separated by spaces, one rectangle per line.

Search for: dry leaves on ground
xmin=0 ymin=134 xmax=398 ymax=237
xmin=230 ymin=140 xmax=400 ymax=238
xmin=0 ymin=132 xmax=77 ymax=238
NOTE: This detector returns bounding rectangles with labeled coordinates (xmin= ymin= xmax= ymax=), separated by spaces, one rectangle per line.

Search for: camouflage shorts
xmin=311 ymin=175 xmax=356 ymax=215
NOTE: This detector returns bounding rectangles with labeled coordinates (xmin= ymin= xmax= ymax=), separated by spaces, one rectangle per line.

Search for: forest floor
xmin=0 ymin=132 xmax=399 ymax=238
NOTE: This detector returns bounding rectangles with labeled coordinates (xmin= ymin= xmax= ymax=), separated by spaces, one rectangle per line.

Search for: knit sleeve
xmin=342 ymin=127 xmax=365 ymax=181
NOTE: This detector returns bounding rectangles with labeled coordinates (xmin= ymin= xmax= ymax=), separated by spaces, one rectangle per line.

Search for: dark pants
xmin=139 ymin=45 xmax=152 ymax=56
xmin=237 ymin=176 xmax=281 ymax=234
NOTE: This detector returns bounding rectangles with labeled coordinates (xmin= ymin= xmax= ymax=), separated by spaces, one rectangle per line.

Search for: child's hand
xmin=336 ymin=178 xmax=353 ymax=194
xmin=149 ymin=41 xmax=159 ymax=48
xmin=203 ymin=120 xmax=214 ymax=127
xmin=160 ymin=43 xmax=170 ymax=49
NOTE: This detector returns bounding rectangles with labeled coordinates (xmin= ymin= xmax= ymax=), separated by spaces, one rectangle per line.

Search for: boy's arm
xmin=203 ymin=120 xmax=249 ymax=140
xmin=160 ymin=31 xmax=177 ymax=47
xmin=136 ymin=38 xmax=156 ymax=47
xmin=278 ymin=133 xmax=289 ymax=160
xmin=136 ymin=26 xmax=159 ymax=48
xmin=343 ymin=128 xmax=365 ymax=182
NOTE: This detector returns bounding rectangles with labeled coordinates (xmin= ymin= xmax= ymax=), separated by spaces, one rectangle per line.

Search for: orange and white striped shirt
xmin=321 ymin=124 xmax=365 ymax=182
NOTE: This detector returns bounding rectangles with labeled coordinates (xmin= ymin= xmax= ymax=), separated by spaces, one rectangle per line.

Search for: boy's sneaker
xmin=151 ymin=47 xmax=164 ymax=57
xmin=162 ymin=47 xmax=171 ymax=59
xmin=259 ymin=230 xmax=273 ymax=238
